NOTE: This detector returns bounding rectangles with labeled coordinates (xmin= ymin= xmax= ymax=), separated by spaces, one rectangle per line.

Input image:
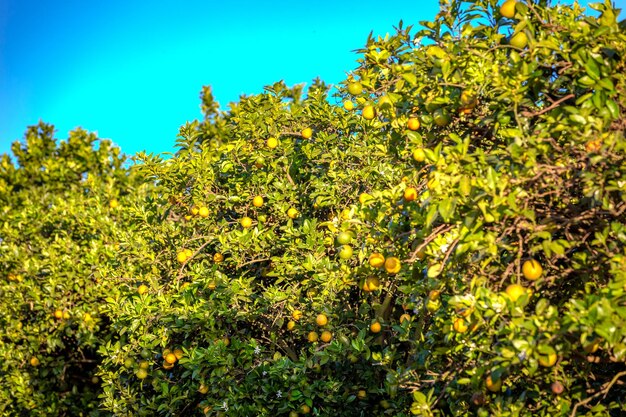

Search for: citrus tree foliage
xmin=0 ymin=123 xmax=145 ymax=415
xmin=75 ymin=0 xmax=626 ymax=415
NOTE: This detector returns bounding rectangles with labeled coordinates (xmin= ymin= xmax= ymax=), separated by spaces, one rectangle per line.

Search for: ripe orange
xmin=485 ymin=374 xmax=502 ymax=392
xmin=307 ymin=331 xmax=319 ymax=342
xmin=404 ymin=187 xmax=418 ymax=201
xmin=190 ymin=206 xmax=200 ymax=215
xmin=316 ymin=314 xmax=328 ymax=327
xmin=173 ymin=348 xmax=184 ymax=359
xmin=287 ymin=320 xmax=296 ymax=331
xmin=213 ymin=253 xmax=224 ymax=263
xmin=301 ymin=127 xmax=313 ymax=139
xmin=522 ymin=259 xmax=542 ymax=281
xmin=177 ymin=251 xmax=188 ymax=264
xmin=453 ymin=318 xmax=469 ymax=333
xmin=343 ymin=100 xmax=355 ymax=111
xmin=252 ymin=196 xmax=264 ymax=207
xmin=54 ymin=309 xmax=63 ymax=319
xmin=30 ymin=357 xmax=40 ymax=366
xmin=407 ymin=117 xmax=420 ymax=131
xmin=362 ymin=276 xmax=381 ymax=292
xmin=287 ymin=207 xmax=298 ymax=219
xmin=538 ymin=347 xmax=557 ymax=367
xmin=241 ymin=216 xmax=253 ymax=228
xmin=505 ymin=284 xmax=527 ymax=302
xmin=320 ymin=331 xmax=332 ymax=343
xmin=347 ymin=81 xmax=363 ymax=95
xmin=357 ymin=389 xmax=367 ymax=399
xmin=370 ymin=321 xmax=382 ymax=333
xmin=369 ymin=253 xmax=385 ymax=268
xmin=585 ymin=138 xmax=602 ymax=152
xmin=198 ymin=384 xmax=209 ymax=394
xmin=109 ymin=199 xmax=119 ymax=209
xmin=198 ymin=206 xmax=209 ymax=218
xmin=292 ymin=310 xmax=303 ymax=320
xmin=399 ymin=314 xmax=411 ymax=323
xmin=300 ymin=404 xmax=312 ymax=414
xmin=428 ymin=290 xmax=441 ymax=300
xmin=164 ymin=353 xmax=177 ymax=364
xmin=137 ymin=284 xmax=149 ymax=295
xmin=500 ymin=0 xmax=516 ymax=18
xmin=384 ymin=257 xmax=401 ymax=274
xmin=362 ymin=105 xmax=376 ymax=120
xmin=267 ymin=137 xmax=279 ymax=149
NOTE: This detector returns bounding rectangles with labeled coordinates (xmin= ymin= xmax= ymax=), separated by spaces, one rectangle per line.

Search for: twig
xmin=570 ymin=371 xmax=626 ymax=417
xmin=521 ymin=94 xmax=575 ymax=118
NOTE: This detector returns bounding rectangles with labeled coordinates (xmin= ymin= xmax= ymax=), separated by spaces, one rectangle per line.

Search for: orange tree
xmin=97 ymin=0 xmax=626 ymax=416
xmin=0 ymin=123 xmax=146 ymax=415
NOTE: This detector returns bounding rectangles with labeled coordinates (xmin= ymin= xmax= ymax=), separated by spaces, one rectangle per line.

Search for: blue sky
xmin=0 ymin=0 xmax=622 ymax=158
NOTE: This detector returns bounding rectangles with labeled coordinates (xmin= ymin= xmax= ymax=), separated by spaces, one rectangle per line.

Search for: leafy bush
xmin=96 ymin=1 xmax=626 ymax=416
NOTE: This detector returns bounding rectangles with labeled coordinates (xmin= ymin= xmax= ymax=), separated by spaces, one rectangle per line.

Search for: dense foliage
xmin=2 ymin=0 xmax=626 ymax=415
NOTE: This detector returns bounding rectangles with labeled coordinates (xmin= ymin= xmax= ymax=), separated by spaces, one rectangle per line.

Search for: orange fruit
xmin=164 ymin=353 xmax=177 ymax=364
xmin=347 ymin=81 xmax=363 ymax=95
xmin=136 ymin=368 xmax=149 ymax=379
xmin=510 ymin=31 xmax=528 ymax=48
xmin=54 ymin=309 xmax=63 ymax=319
xmin=370 ymin=321 xmax=382 ymax=333
xmin=30 ymin=357 xmax=40 ymax=367
xmin=292 ymin=310 xmax=303 ymax=320
xmin=585 ymin=138 xmax=602 ymax=152
xmin=198 ymin=206 xmax=209 ymax=217
xmin=198 ymin=384 xmax=209 ymax=394
xmin=583 ymin=338 xmax=601 ymax=354
xmin=252 ymin=196 xmax=264 ymax=207
xmin=177 ymin=251 xmax=188 ymax=264
xmin=190 ymin=206 xmax=200 ymax=216
xmin=137 ymin=284 xmax=149 ymax=295
xmin=287 ymin=207 xmax=298 ymax=219
xmin=404 ymin=187 xmax=418 ymax=201
xmin=173 ymin=348 xmax=184 ymax=359
xmin=337 ymin=231 xmax=352 ymax=245
xmin=316 ymin=314 xmax=328 ymax=327
xmin=357 ymin=389 xmax=367 ymax=399
xmin=343 ymin=100 xmax=355 ymax=111
xmin=485 ymin=374 xmax=502 ymax=392
xmin=338 ymin=245 xmax=353 ymax=260
xmin=500 ymin=0 xmax=516 ymax=18
xmin=213 ymin=253 xmax=224 ymax=263
xmin=384 ymin=257 xmax=401 ymax=274
xmin=267 ymin=137 xmax=279 ymax=149
xmin=505 ymin=284 xmax=527 ymax=302
xmin=407 ymin=117 xmax=420 ymax=131
xmin=399 ymin=314 xmax=411 ymax=323
xmin=522 ymin=259 xmax=542 ymax=281
xmin=538 ymin=347 xmax=557 ymax=367
xmin=109 ymin=199 xmax=119 ymax=209
xmin=320 ymin=331 xmax=332 ymax=343
xmin=241 ymin=217 xmax=253 ymax=228
xmin=413 ymin=148 xmax=426 ymax=162
xmin=287 ymin=320 xmax=296 ymax=331
xmin=301 ymin=128 xmax=313 ymax=139
xmin=307 ymin=331 xmax=319 ymax=342
xmin=362 ymin=105 xmax=376 ymax=120
xmin=362 ymin=276 xmax=380 ymax=292
xmin=369 ymin=253 xmax=385 ymax=268
xmin=453 ymin=318 xmax=469 ymax=333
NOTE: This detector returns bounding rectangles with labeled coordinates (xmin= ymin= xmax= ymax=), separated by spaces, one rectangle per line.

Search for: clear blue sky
xmin=0 ymin=0 xmax=622 ymax=158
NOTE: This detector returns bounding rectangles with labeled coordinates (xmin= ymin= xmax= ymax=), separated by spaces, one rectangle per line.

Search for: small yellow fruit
xmin=370 ymin=321 xmax=382 ymax=333
xmin=505 ymin=284 xmax=527 ymax=302
xmin=369 ymin=253 xmax=385 ymax=268
xmin=362 ymin=276 xmax=381 ymax=292
xmin=510 ymin=31 xmax=528 ymax=48
xmin=287 ymin=207 xmax=299 ymax=219
xmin=538 ymin=348 xmax=557 ymax=367
xmin=486 ymin=374 xmax=502 ymax=392
xmin=399 ymin=314 xmax=411 ymax=323
xmin=213 ymin=253 xmax=224 ymax=263
xmin=252 ymin=196 xmax=264 ymax=207
xmin=522 ymin=259 xmax=542 ymax=281
xmin=357 ymin=389 xmax=367 ymax=399
xmin=407 ymin=117 xmax=420 ymax=131
xmin=343 ymin=100 xmax=355 ymax=111
xmin=184 ymin=248 xmax=193 ymax=258
xmin=413 ymin=148 xmax=426 ymax=162
xmin=347 ymin=81 xmax=363 ymax=95
xmin=241 ymin=217 xmax=253 ymax=228
xmin=500 ymin=0 xmax=516 ymax=18
xmin=198 ymin=206 xmax=209 ymax=218
xmin=63 ymin=311 xmax=70 ymax=320
xmin=428 ymin=290 xmax=441 ymax=301
xmin=173 ymin=348 xmax=184 ymax=359
xmin=453 ymin=318 xmax=469 ymax=333
xmin=301 ymin=127 xmax=313 ymax=139
xmin=384 ymin=257 xmax=401 ymax=274
xmin=292 ymin=310 xmax=303 ymax=320
xmin=267 ymin=137 xmax=279 ymax=149
xmin=585 ymin=138 xmax=602 ymax=153
xmin=287 ymin=320 xmax=296 ymax=331
xmin=109 ymin=199 xmax=119 ymax=209
xmin=30 ymin=357 xmax=40 ymax=367
xmin=316 ymin=314 xmax=328 ymax=327
xmin=404 ymin=187 xmax=418 ymax=201
xmin=164 ymin=353 xmax=177 ymax=364
xmin=163 ymin=360 xmax=174 ymax=370
xmin=177 ymin=251 xmax=188 ymax=264
xmin=320 ymin=331 xmax=332 ymax=343
xmin=362 ymin=105 xmax=376 ymax=120
xmin=198 ymin=384 xmax=209 ymax=394
xmin=190 ymin=206 xmax=200 ymax=215
xmin=136 ymin=368 xmax=149 ymax=379
xmin=137 ymin=284 xmax=149 ymax=295
xmin=54 ymin=309 xmax=63 ymax=319
xmin=307 ymin=331 xmax=319 ymax=342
